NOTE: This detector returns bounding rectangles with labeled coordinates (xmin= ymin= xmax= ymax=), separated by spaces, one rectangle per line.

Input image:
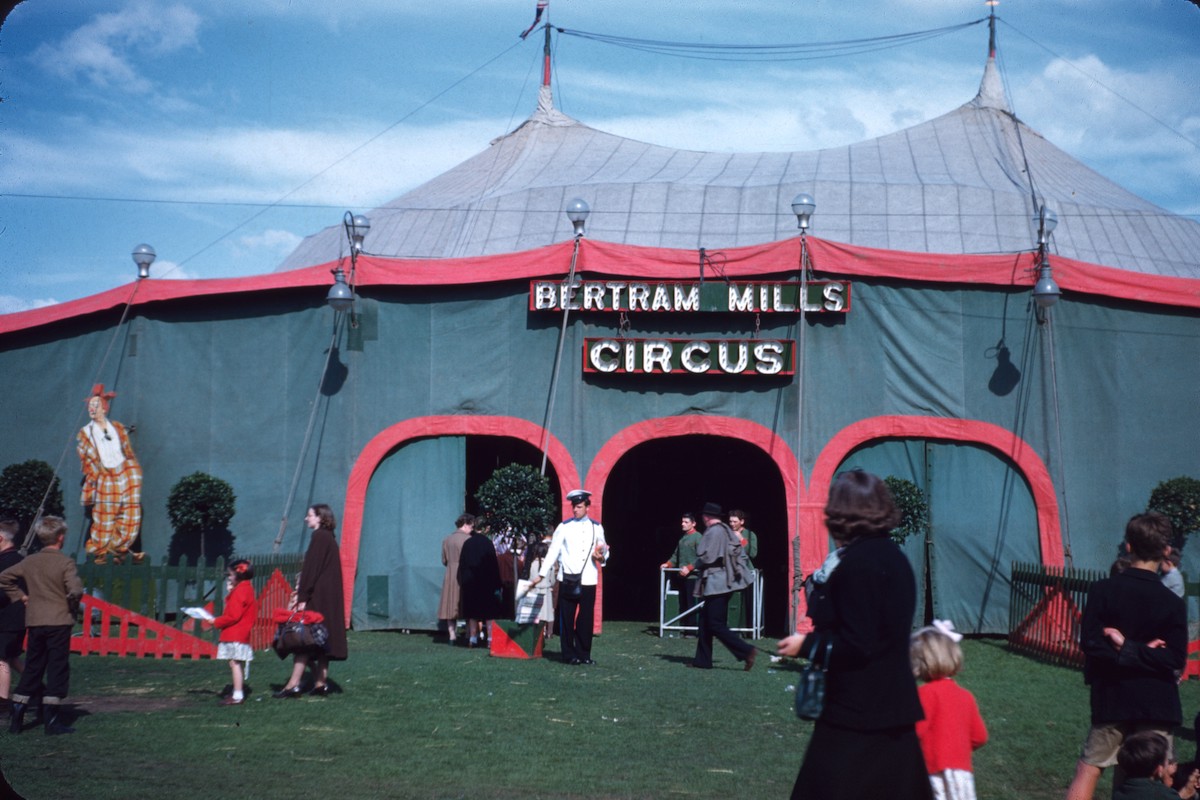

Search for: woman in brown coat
xmin=275 ymin=504 xmax=348 ymax=697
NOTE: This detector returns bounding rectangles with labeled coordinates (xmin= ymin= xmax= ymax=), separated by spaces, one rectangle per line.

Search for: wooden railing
xmin=70 ymin=554 xmax=303 ymax=658
xmin=1008 ymin=561 xmax=1104 ymax=669
xmin=1009 ymin=561 xmax=1200 ymax=678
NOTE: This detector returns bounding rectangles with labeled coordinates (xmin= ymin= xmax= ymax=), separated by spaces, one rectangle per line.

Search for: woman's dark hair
xmin=824 ymin=470 xmax=900 ymax=543
xmin=310 ymin=504 xmax=337 ymax=531
xmin=229 ymin=559 xmax=255 ymax=580
xmin=455 ymin=513 xmax=476 ymax=529
xmin=520 ymin=539 xmax=550 ymax=580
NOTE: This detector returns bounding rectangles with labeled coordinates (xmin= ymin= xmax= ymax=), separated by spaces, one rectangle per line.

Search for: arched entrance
xmin=587 ymin=417 xmax=799 ymax=637
xmin=601 ymin=435 xmax=790 ymax=634
xmin=341 ymin=416 xmax=581 ymax=628
xmin=806 ymin=415 xmax=1062 ymax=635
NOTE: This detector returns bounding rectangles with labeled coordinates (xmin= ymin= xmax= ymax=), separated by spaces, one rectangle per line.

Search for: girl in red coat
xmin=911 ymin=621 xmax=988 ymax=800
xmin=213 ymin=560 xmax=258 ymax=706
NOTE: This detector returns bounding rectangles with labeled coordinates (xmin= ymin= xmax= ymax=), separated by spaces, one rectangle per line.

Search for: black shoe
xmin=309 ymin=685 xmax=332 ymax=696
xmin=272 ymin=687 xmax=303 ymax=699
xmin=565 ymin=658 xmax=581 ymax=665
xmin=44 ymin=709 xmax=74 ymax=735
xmin=7 ymin=702 xmax=25 ymax=734
xmin=580 ymin=659 xmax=596 ymax=666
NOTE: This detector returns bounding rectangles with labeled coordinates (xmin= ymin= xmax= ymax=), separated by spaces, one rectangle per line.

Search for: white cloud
xmin=147 ymin=259 xmax=198 ymax=281
xmin=30 ymin=1 xmax=202 ymax=93
xmin=0 ymin=295 xmax=59 ymax=315
xmin=235 ymin=229 xmax=304 ymax=257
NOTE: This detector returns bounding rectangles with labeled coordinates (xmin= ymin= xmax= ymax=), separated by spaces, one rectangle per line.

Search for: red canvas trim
xmin=5 ymin=236 xmax=1199 ymax=336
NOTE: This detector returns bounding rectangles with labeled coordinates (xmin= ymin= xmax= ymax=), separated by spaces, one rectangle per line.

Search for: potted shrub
xmin=0 ymin=459 xmax=65 ymax=551
xmin=1147 ymin=476 xmax=1200 ymax=551
xmin=884 ymin=475 xmax=930 ymax=547
xmin=166 ymin=472 xmax=236 ymax=565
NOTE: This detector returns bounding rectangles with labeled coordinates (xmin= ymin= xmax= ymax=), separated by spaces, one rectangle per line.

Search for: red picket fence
xmin=1009 ymin=562 xmax=1199 ymax=678
xmin=70 ymin=555 xmax=300 ymax=659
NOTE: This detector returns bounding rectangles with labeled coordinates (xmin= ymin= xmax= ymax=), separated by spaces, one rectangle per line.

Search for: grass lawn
xmin=2 ymin=623 xmax=1197 ymax=799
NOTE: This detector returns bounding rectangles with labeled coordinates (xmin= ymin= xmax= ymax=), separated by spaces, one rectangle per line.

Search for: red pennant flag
xmin=519 ymin=0 xmax=549 ymax=39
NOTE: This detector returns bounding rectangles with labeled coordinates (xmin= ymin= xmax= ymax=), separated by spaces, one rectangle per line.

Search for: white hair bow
xmin=932 ymin=619 xmax=963 ymax=642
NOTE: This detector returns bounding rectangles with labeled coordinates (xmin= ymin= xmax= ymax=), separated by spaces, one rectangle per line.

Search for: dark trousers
xmin=678 ymin=577 xmax=700 ymax=628
xmin=556 ymin=584 xmax=596 ymax=662
xmin=693 ymin=592 xmax=753 ymax=668
xmin=14 ymin=625 xmax=72 ymax=704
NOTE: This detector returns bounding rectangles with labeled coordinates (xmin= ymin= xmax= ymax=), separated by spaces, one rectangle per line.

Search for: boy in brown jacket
xmin=0 ymin=515 xmax=83 ymax=735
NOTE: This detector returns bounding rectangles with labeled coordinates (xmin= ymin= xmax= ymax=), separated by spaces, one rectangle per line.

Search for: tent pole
xmin=539 ymin=236 xmax=583 ymax=477
xmin=273 ymin=313 xmax=346 ymax=553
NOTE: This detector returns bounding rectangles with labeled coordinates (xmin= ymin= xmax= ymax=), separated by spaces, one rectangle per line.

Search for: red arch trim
xmin=338 ymin=415 xmax=582 ymax=626
xmin=584 ymin=414 xmax=803 ymax=549
xmin=805 ymin=415 xmax=1063 ymax=578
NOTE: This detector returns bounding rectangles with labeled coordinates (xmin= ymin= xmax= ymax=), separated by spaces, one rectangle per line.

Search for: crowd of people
xmin=0 ymin=467 xmax=1195 ymax=800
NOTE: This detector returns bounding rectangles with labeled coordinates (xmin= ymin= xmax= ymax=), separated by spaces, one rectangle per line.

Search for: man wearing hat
xmin=76 ymin=384 xmax=145 ymax=565
xmin=529 ymin=489 xmax=610 ymax=665
xmin=690 ymin=503 xmax=756 ymax=671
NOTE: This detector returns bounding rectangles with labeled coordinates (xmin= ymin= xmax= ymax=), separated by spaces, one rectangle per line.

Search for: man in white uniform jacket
xmin=529 ymin=489 xmax=610 ymax=665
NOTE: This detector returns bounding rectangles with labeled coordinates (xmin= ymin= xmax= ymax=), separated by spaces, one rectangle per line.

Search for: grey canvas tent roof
xmin=277 ymin=56 xmax=1200 ymax=282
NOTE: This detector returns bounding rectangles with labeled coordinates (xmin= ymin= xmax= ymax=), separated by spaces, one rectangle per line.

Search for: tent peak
xmin=528 ymin=84 xmax=576 ymax=127
xmin=969 ymin=54 xmax=1011 ymax=113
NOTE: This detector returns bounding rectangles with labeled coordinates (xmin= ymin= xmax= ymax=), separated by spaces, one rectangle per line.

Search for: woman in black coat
xmin=457 ymin=527 xmax=503 ymax=648
xmin=777 ymin=470 xmax=931 ymax=800
xmin=275 ymin=504 xmax=348 ymax=697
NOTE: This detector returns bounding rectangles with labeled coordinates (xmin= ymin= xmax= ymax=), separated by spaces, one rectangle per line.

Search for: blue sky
xmin=1 ymin=0 xmax=1198 ymax=313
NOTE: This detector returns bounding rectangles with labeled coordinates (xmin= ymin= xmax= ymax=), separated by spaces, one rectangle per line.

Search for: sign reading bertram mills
xmin=529 ymin=279 xmax=849 ymax=377
xmin=529 ymin=280 xmax=850 ymax=313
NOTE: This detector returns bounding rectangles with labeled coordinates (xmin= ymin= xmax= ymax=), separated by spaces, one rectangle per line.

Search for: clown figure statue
xmin=76 ymin=384 xmax=144 ymax=564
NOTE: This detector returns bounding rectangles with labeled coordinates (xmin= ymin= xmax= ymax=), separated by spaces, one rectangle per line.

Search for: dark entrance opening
xmin=464 ymin=437 xmax=562 ymax=516
xmin=600 ymin=434 xmax=789 ymax=636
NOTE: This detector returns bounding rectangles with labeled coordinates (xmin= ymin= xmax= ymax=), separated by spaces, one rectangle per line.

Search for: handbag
xmin=272 ymin=611 xmax=330 ymax=660
xmin=559 ymin=573 xmax=583 ymax=600
xmin=794 ymin=635 xmax=832 ymax=721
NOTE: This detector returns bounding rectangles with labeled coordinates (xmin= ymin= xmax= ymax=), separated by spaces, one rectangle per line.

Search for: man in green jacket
xmin=661 ymin=513 xmax=702 ymax=632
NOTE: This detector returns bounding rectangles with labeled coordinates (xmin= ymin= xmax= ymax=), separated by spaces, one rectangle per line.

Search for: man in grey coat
xmin=689 ymin=502 xmax=756 ymax=671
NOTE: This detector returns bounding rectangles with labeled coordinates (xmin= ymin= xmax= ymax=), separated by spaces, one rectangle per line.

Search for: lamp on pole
xmin=789 ymin=192 xmax=815 ymax=634
xmin=326 ymin=212 xmax=370 ymax=315
xmin=540 ymin=198 xmax=591 ymax=476
xmin=566 ymin=198 xmax=590 ymax=238
xmin=132 ymin=244 xmax=156 ymax=280
xmin=1032 ymin=205 xmax=1060 ymax=312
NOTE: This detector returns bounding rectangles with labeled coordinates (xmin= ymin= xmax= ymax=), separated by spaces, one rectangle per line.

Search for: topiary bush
xmin=884 ymin=475 xmax=930 ymax=546
xmin=1147 ymin=476 xmax=1200 ymax=551
xmin=474 ymin=464 xmax=558 ymax=544
xmin=0 ymin=459 xmax=65 ymax=545
xmin=166 ymin=472 xmax=236 ymax=565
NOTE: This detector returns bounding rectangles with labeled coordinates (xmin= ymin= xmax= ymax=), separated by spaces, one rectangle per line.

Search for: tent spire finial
xmin=542 ymin=16 xmax=552 ymax=89
xmin=970 ymin=1 xmax=1011 ymax=113
xmin=535 ymin=21 xmax=557 ymax=117
xmin=987 ymin=1 xmax=998 ymax=59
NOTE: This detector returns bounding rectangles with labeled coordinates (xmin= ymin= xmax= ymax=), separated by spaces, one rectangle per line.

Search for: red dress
xmin=213 ymin=580 xmax=257 ymax=644
xmin=915 ymin=677 xmax=988 ymax=774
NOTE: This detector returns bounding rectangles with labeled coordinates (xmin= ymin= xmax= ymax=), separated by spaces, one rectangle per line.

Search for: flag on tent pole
xmin=519 ymin=0 xmax=549 ymax=40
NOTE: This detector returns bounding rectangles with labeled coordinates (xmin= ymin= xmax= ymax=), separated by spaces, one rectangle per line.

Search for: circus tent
xmin=1 ymin=24 xmax=1197 ymax=635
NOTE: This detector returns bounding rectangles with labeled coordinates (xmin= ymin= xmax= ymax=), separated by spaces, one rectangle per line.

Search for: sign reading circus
xmin=529 ymin=279 xmax=850 ymax=377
